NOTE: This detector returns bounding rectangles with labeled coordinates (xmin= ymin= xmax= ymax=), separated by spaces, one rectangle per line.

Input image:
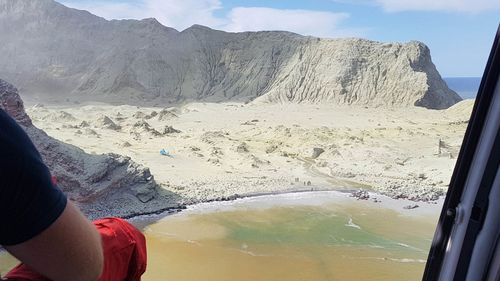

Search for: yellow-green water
xmin=0 ymin=193 xmax=439 ymax=281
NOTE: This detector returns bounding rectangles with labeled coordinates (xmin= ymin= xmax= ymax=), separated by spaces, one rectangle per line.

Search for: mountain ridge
xmin=0 ymin=0 xmax=461 ymax=109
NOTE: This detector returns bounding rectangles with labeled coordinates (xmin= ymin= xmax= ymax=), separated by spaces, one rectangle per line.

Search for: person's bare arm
xmin=5 ymin=200 xmax=103 ymax=281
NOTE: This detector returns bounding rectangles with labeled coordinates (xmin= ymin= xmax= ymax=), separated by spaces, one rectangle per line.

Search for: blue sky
xmin=62 ymin=0 xmax=500 ymax=77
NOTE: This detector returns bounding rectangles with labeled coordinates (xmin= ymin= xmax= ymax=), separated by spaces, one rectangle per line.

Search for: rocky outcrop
xmin=95 ymin=115 xmax=121 ymax=131
xmin=253 ymin=39 xmax=462 ymax=109
xmin=0 ymin=79 xmax=31 ymax=126
xmin=0 ymin=79 xmax=179 ymax=218
xmin=0 ymin=0 xmax=461 ymax=109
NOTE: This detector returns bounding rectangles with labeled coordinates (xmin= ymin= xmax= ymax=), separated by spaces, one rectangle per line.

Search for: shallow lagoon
xmin=142 ymin=192 xmax=439 ymax=281
xmin=1 ymin=192 xmax=440 ymax=281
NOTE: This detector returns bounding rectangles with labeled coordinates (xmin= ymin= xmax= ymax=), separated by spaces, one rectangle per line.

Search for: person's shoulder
xmin=0 ymin=109 xmax=37 ymax=158
xmin=0 ymin=109 xmax=41 ymax=185
xmin=0 ymin=108 xmax=67 ymax=246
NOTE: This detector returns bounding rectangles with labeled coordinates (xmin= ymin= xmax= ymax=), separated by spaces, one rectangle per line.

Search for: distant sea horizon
xmin=444 ymin=77 xmax=481 ymax=99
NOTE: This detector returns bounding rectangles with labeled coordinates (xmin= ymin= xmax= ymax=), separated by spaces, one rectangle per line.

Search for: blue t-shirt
xmin=0 ymin=109 xmax=67 ymax=246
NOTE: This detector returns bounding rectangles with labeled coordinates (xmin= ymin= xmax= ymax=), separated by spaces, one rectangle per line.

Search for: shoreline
xmin=0 ymin=188 xmax=443 ymax=255
xmin=123 ymin=186 xmax=342 ymax=220
xmin=125 ymin=187 xmax=444 ymax=227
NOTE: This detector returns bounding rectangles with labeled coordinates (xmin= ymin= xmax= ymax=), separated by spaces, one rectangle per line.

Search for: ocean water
xmin=444 ymin=77 xmax=481 ymax=99
xmin=0 ymin=192 xmax=439 ymax=280
xmin=142 ymin=193 xmax=438 ymax=281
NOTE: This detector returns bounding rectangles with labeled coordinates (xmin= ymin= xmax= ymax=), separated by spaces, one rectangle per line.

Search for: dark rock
xmin=236 ymin=142 xmax=249 ymax=153
xmin=158 ymin=109 xmax=178 ymax=121
xmin=162 ymin=125 xmax=181 ymax=134
xmin=351 ymin=190 xmax=370 ymax=200
xmin=0 ymin=79 xmax=32 ymax=126
xmin=403 ymin=204 xmax=420 ymax=210
xmin=311 ymin=148 xmax=325 ymax=159
xmin=95 ymin=115 xmax=121 ymax=130
xmin=265 ymin=144 xmax=278 ymax=154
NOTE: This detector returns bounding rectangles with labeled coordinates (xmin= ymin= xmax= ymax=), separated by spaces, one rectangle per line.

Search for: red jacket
xmin=5 ymin=218 xmax=147 ymax=281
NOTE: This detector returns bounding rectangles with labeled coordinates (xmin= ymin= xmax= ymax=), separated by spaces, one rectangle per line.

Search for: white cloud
xmin=61 ymin=1 xmax=145 ymax=20
xmin=61 ymin=0 xmax=363 ymax=38
xmin=62 ymin=0 xmax=225 ymax=31
xmin=141 ymin=0 xmax=225 ymax=30
xmin=351 ymin=0 xmax=500 ymax=13
xmin=224 ymin=7 xmax=353 ymax=38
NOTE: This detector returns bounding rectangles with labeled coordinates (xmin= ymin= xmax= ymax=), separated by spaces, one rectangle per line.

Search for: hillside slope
xmin=0 ymin=0 xmax=461 ymax=109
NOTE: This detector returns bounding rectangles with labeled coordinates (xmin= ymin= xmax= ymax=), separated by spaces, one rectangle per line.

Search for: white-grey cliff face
xmin=0 ymin=0 xmax=461 ymax=109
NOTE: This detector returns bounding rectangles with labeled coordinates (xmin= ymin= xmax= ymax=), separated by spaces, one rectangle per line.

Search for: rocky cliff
xmin=0 ymin=0 xmax=461 ymax=109
xmin=0 ymin=79 xmax=179 ymax=218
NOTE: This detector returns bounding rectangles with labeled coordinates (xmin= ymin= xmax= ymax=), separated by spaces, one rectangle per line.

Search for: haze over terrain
xmin=0 ymin=0 xmax=461 ymax=109
xmin=0 ymin=0 xmax=473 ymax=219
